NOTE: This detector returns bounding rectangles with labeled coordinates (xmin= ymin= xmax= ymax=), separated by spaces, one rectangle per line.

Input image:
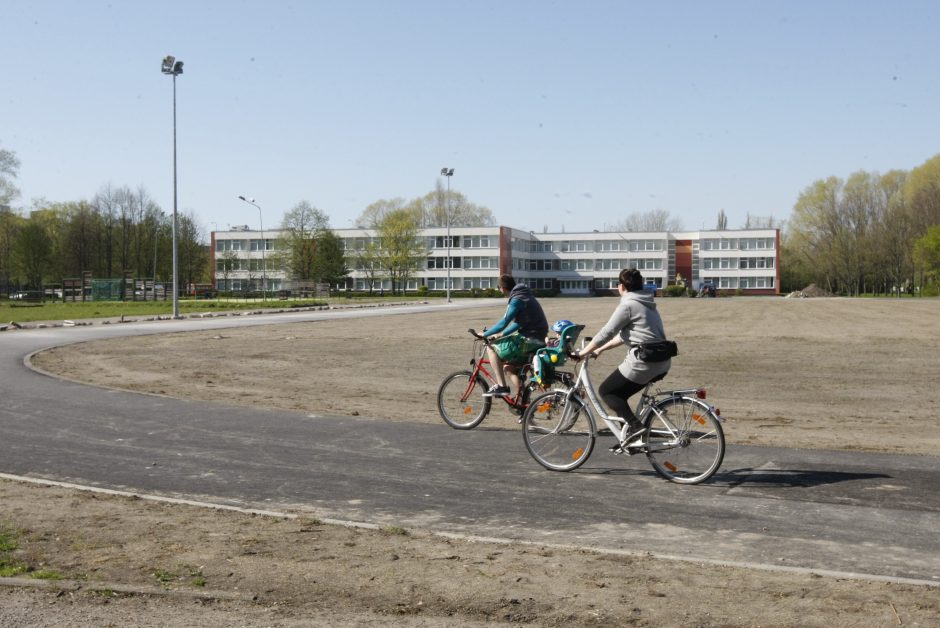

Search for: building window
xmin=427 ymin=257 xmax=461 ymax=269
xmin=739 ymin=257 xmax=775 ymax=269
xmin=463 ymin=235 xmax=494 ymax=248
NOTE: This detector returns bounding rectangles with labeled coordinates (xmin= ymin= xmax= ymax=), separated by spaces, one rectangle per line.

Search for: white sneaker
xmin=623 ymin=424 xmax=645 ymax=447
xmin=483 ymin=384 xmax=510 ymax=398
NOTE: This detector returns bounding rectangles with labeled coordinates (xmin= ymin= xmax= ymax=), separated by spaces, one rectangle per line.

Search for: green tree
xmin=313 ymin=229 xmax=348 ymax=286
xmin=356 ymin=198 xmax=407 ymax=228
xmin=377 ymin=208 xmax=425 ymax=295
xmin=179 ymin=212 xmax=208 ymax=289
xmin=217 ymin=249 xmax=239 ymax=290
xmin=0 ymin=205 xmax=25 ymax=288
xmin=904 ymin=154 xmax=940 ymax=234
xmin=913 ymin=225 xmax=940 ymax=292
xmin=275 ymin=200 xmax=331 ymax=282
xmin=13 ymin=218 xmax=53 ymax=289
xmin=0 ymin=143 xmax=20 ymax=207
xmin=58 ymin=201 xmax=103 ymax=278
xmin=350 ymin=239 xmax=384 ymax=294
xmin=357 ymin=185 xmax=495 ymax=229
xmin=422 ymin=180 xmax=495 ymax=228
xmin=871 ymin=170 xmax=913 ymax=296
xmin=778 ymin=231 xmax=814 ymax=294
xmin=789 ymin=176 xmax=849 ymax=294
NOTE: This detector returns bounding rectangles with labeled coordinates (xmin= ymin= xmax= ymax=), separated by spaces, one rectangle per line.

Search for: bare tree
xmin=611 ymin=209 xmax=683 ymax=232
xmin=356 ymin=198 xmax=407 ymax=228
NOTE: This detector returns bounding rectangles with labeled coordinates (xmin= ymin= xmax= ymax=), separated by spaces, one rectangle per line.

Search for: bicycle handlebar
xmin=569 ymin=336 xmax=597 ymax=362
xmin=468 ymin=328 xmax=490 ymax=343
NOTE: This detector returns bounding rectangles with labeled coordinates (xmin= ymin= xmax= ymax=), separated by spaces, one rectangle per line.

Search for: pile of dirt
xmin=786 ymin=283 xmax=832 ymax=298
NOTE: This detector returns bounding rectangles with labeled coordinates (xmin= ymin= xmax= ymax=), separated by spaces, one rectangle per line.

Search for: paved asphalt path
xmin=2 ymin=303 xmax=938 ymax=586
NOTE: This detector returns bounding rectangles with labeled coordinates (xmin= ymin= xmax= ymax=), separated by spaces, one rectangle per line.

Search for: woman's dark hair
xmin=498 ymin=274 xmax=516 ymax=291
xmin=618 ymin=268 xmax=644 ymax=291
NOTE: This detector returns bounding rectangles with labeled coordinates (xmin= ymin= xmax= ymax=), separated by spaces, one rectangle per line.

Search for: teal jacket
xmin=483 ymin=284 xmax=548 ymax=340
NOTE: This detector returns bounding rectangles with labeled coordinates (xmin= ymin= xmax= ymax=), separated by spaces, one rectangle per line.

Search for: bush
xmin=663 ymin=285 xmax=686 ymax=297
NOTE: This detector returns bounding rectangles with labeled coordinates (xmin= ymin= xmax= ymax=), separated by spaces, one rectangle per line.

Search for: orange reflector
xmin=463 ymin=406 xmax=473 ymax=415
xmin=572 ymin=447 xmax=584 ymax=460
xmin=538 ymin=403 xmax=553 ymax=412
xmin=664 ymin=461 xmax=677 ymax=472
xmin=693 ymin=413 xmax=706 ymax=425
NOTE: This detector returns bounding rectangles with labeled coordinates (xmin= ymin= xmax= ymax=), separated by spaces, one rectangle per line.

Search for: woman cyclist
xmin=572 ymin=268 xmax=671 ymax=443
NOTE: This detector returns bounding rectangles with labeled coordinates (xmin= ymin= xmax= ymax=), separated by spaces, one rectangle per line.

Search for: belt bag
xmin=636 ymin=340 xmax=678 ymax=362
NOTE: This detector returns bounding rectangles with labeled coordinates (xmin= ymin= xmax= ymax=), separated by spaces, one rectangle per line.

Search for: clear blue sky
xmin=3 ymin=0 xmax=938 ymax=236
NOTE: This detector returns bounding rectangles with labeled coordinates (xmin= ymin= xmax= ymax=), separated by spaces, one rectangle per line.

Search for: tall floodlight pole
xmin=238 ymin=196 xmax=266 ymax=302
xmin=161 ymin=55 xmax=184 ymax=319
xmin=440 ymin=167 xmax=454 ymax=303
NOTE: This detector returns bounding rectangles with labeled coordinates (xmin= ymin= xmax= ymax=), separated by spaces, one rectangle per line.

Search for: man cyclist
xmin=473 ymin=274 xmax=548 ymax=398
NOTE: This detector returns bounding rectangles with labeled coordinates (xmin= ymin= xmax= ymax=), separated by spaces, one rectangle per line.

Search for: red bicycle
xmin=437 ymin=329 xmax=571 ymax=430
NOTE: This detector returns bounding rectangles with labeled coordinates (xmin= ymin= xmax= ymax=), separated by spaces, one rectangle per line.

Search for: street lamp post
xmin=238 ymin=196 xmax=266 ymax=302
xmin=161 ymin=55 xmax=184 ymax=319
xmin=440 ymin=167 xmax=454 ymax=303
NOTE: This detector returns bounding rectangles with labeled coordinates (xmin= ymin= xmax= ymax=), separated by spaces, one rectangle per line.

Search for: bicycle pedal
xmin=609 ymin=444 xmax=639 ymax=456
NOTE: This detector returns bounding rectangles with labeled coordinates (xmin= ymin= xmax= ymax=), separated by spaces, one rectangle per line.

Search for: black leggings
xmin=598 ymin=369 xmax=645 ymax=426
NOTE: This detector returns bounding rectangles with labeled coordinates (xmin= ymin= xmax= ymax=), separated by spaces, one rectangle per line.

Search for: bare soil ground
xmin=4 ymin=297 xmax=940 ymax=626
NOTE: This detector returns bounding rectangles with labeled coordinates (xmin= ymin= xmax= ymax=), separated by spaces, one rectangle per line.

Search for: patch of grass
xmin=382 ymin=525 xmax=409 ymax=536
xmin=0 ymin=524 xmax=20 ymax=552
xmin=151 ymin=569 xmax=174 ymax=583
xmin=0 ymin=523 xmax=29 ymax=577
xmin=0 ymin=561 xmax=29 ymax=577
xmin=188 ymin=566 xmax=207 ymax=587
xmin=29 ymin=570 xmax=64 ymax=580
xmin=0 ymin=298 xmax=331 ymax=324
xmin=150 ymin=564 xmax=208 ymax=587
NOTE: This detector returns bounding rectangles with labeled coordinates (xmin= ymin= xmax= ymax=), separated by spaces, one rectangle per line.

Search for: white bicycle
xmin=521 ymin=327 xmax=725 ymax=484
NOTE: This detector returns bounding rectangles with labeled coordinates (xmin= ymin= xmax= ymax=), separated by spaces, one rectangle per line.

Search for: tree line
xmin=3 ymin=138 xmax=939 ymax=297
xmin=1 ymin=182 xmax=208 ymax=294
xmin=782 ymin=154 xmax=940 ymax=296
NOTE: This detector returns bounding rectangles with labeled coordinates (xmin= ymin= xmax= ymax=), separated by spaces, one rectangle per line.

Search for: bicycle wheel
xmin=645 ymin=396 xmax=724 ymax=484
xmin=437 ymin=370 xmax=492 ymax=429
xmin=522 ymin=391 xmax=595 ymax=471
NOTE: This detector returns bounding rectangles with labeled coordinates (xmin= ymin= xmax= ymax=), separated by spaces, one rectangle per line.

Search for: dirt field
xmin=4 ymin=297 xmax=940 ymax=626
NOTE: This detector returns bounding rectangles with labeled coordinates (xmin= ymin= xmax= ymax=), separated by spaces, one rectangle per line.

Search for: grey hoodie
xmin=593 ymin=289 xmax=670 ymax=381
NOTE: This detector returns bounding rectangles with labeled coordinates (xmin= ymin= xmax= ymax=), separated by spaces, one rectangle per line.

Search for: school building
xmin=211 ymin=225 xmax=780 ymax=296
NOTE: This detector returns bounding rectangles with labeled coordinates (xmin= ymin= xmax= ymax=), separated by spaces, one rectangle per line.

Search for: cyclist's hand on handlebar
xmin=570 ymin=349 xmax=596 ymax=362
xmin=468 ymin=328 xmax=487 ymax=340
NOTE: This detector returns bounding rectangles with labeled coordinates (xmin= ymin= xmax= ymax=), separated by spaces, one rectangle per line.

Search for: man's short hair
xmin=498 ymin=274 xmax=516 ymax=291
xmin=618 ymin=268 xmax=644 ymax=291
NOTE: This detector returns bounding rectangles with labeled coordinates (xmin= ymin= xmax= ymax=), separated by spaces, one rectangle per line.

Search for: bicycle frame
xmin=439 ymin=330 xmax=580 ymax=430
xmin=463 ymin=336 xmax=531 ymax=410
xmin=522 ymin=337 xmax=726 ymax=483
xmin=560 ymin=348 xmax=720 ymax=452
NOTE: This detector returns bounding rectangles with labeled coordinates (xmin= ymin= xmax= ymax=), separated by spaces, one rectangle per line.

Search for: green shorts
xmin=492 ymin=333 xmax=545 ymax=365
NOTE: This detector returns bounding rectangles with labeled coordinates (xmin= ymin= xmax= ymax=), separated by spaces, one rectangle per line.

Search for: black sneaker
xmin=483 ymin=385 xmax=510 ymax=398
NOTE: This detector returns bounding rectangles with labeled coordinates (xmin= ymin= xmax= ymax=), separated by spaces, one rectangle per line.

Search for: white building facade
xmin=211 ymin=225 xmax=780 ymax=296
